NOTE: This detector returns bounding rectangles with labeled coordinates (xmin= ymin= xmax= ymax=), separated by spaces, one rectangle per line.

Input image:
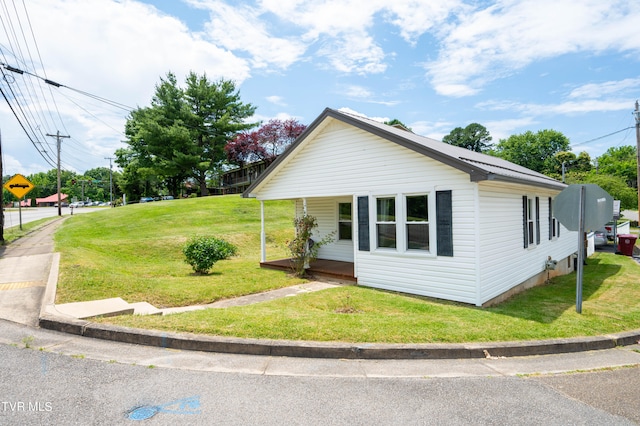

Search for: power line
xmin=0 ymin=61 xmax=133 ymax=111
xmin=572 ymin=126 xmax=635 ymax=147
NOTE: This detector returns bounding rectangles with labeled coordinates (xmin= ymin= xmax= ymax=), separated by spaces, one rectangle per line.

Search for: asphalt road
xmin=0 ymin=342 xmax=637 ymax=425
xmin=2 ymin=207 xmax=102 ymax=229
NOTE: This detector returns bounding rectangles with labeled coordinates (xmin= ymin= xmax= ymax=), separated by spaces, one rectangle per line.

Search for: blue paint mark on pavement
xmin=127 ymin=395 xmax=201 ymax=421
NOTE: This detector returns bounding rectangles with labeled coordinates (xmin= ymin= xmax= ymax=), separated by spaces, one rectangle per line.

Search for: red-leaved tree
xmin=225 ymin=118 xmax=307 ymax=167
xmin=224 ymin=131 xmax=265 ymax=170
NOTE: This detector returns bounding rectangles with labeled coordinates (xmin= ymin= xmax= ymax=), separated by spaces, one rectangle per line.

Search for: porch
xmin=260 ymin=259 xmax=356 ymax=284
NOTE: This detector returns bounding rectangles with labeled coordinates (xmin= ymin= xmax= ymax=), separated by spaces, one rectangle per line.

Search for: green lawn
xmin=55 ymin=195 xmax=640 ymax=343
xmin=55 ymin=196 xmax=305 ymax=307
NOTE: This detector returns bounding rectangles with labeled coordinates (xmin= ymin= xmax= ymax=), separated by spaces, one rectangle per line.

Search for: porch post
xmin=260 ymin=200 xmax=266 ymax=263
xmin=302 ymin=197 xmax=309 ymax=269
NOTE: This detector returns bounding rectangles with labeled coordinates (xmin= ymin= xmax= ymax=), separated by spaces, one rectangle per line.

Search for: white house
xmin=243 ymin=108 xmax=577 ymax=306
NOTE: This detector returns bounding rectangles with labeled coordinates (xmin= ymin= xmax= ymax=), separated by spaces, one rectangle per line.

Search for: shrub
xmin=287 ymin=214 xmax=334 ymax=277
xmin=183 ymin=235 xmax=237 ymax=274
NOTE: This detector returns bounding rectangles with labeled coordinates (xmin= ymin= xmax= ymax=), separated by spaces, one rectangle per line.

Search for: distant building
xmin=35 ymin=193 xmax=69 ymax=207
xmin=220 ymin=161 xmax=269 ymax=195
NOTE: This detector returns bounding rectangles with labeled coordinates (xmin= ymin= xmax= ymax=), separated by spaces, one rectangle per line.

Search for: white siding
xmin=477 ymin=181 xmax=577 ymax=303
xmin=355 ymin=184 xmax=479 ymax=304
xmin=255 ymin=121 xmax=465 ymax=199
xmin=295 ymin=198 xmax=354 ymax=262
xmin=253 ymin=117 xmax=575 ymax=306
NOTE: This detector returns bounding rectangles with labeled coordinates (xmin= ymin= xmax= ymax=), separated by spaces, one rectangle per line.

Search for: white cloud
xmin=196 ymin=0 xmax=307 ymax=70
xmin=337 ymin=107 xmax=389 ymax=123
xmin=344 ymin=85 xmax=374 ymax=99
xmin=479 ymin=98 xmax=633 ymax=116
xmin=2 ymin=0 xmax=252 ymax=173
xmin=266 ymin=95 xmax=287 ymax=106
xmin=409 ymin=120 xmax=455 ymax=140
xmin=426 ymin=0 xmax=640 ymax=97
xmin=385 ymin=0 xmax=463 ymax=44
xmin=484 ymin=117 xmax=538 ymax=141
xmin=568 ymin=78 xmax=640 ymax=99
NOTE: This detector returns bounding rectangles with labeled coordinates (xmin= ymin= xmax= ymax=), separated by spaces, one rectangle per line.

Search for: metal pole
xmin=18 ymin=197 xmax=23 ymax=230
xmin=635 ymin=100 xmax=639 ymax=215
xmin=0 ymin=129 xmax=4 ymax=243
xmin=105 ymin=157 xmax=114 ymax=206
xmin=260 ymin=200 xmax=266 ymax=263
xmin=46 ymin=131 xmax=70 ymax=216
xmin=576 ymin=185 xmax=586 ymax=314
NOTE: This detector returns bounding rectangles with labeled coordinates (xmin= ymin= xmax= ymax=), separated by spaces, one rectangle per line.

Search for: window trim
xmin=337 ymin=201 xmax=353 ymax=241
xmin=405 ymin=194 xmax=429 ymax=252
xmin=523 ymin=195 xmax=540 ymax=249
xmin=375 ymin=196 xmax=397 ymax=249
xmin=371 ymin=191 xmax=437 ymax=256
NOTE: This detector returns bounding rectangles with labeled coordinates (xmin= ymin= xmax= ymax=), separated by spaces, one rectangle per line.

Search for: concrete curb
xmin=38 ymin=251 xmax=640 ymax=360
xmin=37 ymin=314 xmax=640 ymax=359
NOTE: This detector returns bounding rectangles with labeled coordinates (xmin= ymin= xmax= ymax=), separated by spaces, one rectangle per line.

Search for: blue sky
xmin=1 ymin=0 xmax=638 ymax=176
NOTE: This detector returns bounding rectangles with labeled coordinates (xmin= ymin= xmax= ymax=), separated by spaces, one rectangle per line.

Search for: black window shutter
xmin=548 ymin=197 xmax=553 ymax=240
xmin=357 ymin=196 xmax=369 ymax=251
xmin=522 ymin=196 xmax=528 ymax=249
xmin=436 ymin=190 xmax=453 ymax=256
xmin=535 ymin=197 xmax=540 ymax=245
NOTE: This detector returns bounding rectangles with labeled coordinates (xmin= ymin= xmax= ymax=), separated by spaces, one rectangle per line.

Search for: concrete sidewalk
xmin=0 ymin=218 xmax=62 ymax=326
xmin=1 ymin=218 xmax=640 ymax=371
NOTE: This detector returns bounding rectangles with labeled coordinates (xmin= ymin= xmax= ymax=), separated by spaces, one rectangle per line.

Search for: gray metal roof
xmin=243 ymin=108 xmax=566 ymax=197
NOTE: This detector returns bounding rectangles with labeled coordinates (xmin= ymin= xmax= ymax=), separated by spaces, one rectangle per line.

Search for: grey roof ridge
xmin=243 ymin=107 xmax=565 ymax=197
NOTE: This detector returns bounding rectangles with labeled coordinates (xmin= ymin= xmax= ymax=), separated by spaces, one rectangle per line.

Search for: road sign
xmin=3 ymin=174 xmax=35 ymax=199
xmin=553 ymin=184 xmax=613 ymax=232
xmin=553 ymin=184 xmax=613 ymax=314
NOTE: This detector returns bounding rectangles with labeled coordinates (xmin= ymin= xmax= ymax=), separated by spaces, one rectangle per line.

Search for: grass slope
xmin=55 ymin=196 xmax=303 ymax=307
xmin=56 ymin=196 xmax=640 ymax=343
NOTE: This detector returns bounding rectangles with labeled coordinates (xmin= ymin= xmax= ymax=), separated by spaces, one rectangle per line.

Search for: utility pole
xmin=46 ymin=131 xmax=70 ymax=216
xmin=0 ymin=130 xmax=4 ymax=243
xmin=635 ymin=100 xmax=640 ymax=216
xmin=105 ymin=157 xmax=114 ymax=206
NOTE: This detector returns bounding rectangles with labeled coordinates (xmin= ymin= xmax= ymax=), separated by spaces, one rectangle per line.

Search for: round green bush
xmin=182 ymin=235 xmax=238 ymax=274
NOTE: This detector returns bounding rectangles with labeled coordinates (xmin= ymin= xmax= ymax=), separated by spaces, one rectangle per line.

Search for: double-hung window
xmin=548 ymin=197 xmax=560 ymax=240
xmin=376 ymin=197 xmax=396 ymax=248
xmin=527 ymin=198 xmax=535 ymax=244
xmin=523 ymin=196 xmax=540 ymax=248
xmin=338 ymin=202 xmax=352 ymax=240
xmin=406 ymin=194 xmax=429 ymax=251
xmin=368 ymin=191 xmax=451 ymax=256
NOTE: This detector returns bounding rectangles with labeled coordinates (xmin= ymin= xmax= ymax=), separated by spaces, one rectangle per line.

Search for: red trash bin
xmin=617 ymin=234 xmax=637 ymax=256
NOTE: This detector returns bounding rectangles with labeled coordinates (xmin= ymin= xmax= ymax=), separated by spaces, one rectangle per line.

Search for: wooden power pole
xmin=0 ymin=130 xmax=4 ymax=243
xmin=46 ymin=131 xmax=70 ymax=216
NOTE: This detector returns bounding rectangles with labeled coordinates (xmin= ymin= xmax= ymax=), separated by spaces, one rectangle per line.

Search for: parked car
xmin=593 ymin=230 xmax=607 ymax=247
xmin=140 ymin=197 xmax=154 ymax=203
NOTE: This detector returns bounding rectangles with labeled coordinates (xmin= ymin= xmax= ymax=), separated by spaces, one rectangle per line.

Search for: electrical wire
xmin=572 ymin=126 xmax=634 ymax=147
xmin=0 ymin=0 xmax=132 ymax=175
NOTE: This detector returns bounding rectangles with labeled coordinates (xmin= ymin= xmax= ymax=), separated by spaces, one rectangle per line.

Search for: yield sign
xmin=3 ymin=174 xmax=35 ymax=199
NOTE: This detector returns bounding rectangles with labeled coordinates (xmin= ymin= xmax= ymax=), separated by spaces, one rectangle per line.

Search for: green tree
xmin=546 ymin=151 xmax=592 ymax=181
xmin=595 ymin=145 xmax=637 ymax=188
xmin=122 ymin=71 xmax=257 ymax=197
xmin=384 ymin=118 xmax=412 ymax=132
xmin=442 ymin=123 xmax=492 ymax=153
xmin=567 ymin=173 xmax=638 ymax=210
xmin=494 ymin=129 xmax=570 ymax=174
xmin=183 ymin=73 xmax=257 ymax=195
